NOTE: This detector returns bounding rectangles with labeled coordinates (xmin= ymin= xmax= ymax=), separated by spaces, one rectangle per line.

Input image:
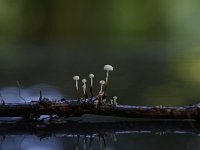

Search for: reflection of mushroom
xmin=113 ymin=134 xmax=117 ymax=142
xmin=89 ymin=73 xmax=94 ymax=97
xmin=104 ymin=65 xmax=113 ymax=84
xmin=83 ymin=138 xmax=86 ymax=150
xmin=82 ymin=78 xmax=88 ymax=99
xmin=73 ymin=75 xmax=80 ymax=102
xmin=113 ymin=96 xmax=118 ymax=105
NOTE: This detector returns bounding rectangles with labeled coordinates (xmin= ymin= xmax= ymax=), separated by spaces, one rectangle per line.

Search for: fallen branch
xmin=0 ymin=98 xmax=200 ymax=121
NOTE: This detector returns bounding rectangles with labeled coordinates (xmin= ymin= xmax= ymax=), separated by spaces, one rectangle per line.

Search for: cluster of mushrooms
xmin=73 ymin=65 xmax=118 ymax=106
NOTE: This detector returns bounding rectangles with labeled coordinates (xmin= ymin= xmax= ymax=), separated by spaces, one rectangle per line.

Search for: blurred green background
xmin=1 ymin=0 xmax=200 ymax=106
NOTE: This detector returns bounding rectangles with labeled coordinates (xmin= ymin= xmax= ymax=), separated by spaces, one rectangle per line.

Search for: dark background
xmin=0 ymin=1 xmax=200 ymax=149
xmin=1 ymin=0 xmax=200 ymax=105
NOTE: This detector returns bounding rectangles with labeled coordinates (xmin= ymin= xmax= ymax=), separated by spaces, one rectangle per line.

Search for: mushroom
xmin=99 ymin=80 xmax=105 ymax=94
xmin=82 ymin=78 xmax=87 ymax=93
xmin=104 ymin=65 xmax=113 ymax=84
xmin=110 ymin=99 xmax=113 ymax=105
xmin=89 ymin=73 xmax=94 ymax=97
xmin=73 ymin=75 xmax=80 ymax=102
xmin=103 ymin=65 xmax=113 ymax=95
xmin=82 ymin=78 xmax=88 ymax=99
xmin=98 ymin=80 xmax=105 ymax=106
xmin=113 ymin=96 xmax=118 ymax=105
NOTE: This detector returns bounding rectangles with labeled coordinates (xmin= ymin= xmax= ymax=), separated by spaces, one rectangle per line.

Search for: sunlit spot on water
xmin=20 ymin=136 xmax=61 ymax=150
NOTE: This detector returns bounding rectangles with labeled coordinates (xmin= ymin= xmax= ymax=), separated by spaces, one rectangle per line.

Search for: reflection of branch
xmin=1 ymin=99 xmax=200 ymax=121
xmin=0 ymin=136 xmax=5 ymax=149
xmin=0 ymin=120 xmax=200 ymax=138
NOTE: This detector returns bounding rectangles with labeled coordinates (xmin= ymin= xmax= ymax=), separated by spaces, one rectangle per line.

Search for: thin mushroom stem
xmin=82 ymin=79 xmax=88 ymax=100
xmin=103 ymin=65 xmax=113 ymax=97
xmin=99 ymin=80 xmax=105 ymax=94
xmin=82 ymin=85 xmax=86 ymax=95
xmin=104 ymin=71 xmax=109 ymax=95
xmin=89 ymin=74 xmax=94 ymax=97
xmin=76 ymin=81 xmax=78 ymax=91
xmin=98 ymin=80 xmax=105 ymax=107
xmin=113 ymin=96 xmax=118 ymax=105
xmin=76 ymin=80 xmax=80 ymax=102
xmin=90 ymin=77 xmax=93 ymax=87
xmin=100 ymin=85 xmax=103 ymax=94
xmin=105 ymin=71 xmax=109 ymax=84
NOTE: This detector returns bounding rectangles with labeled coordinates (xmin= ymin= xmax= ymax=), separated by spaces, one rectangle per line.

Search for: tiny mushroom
xmin=113 ymin=96 xmax=118 ymax=105
xmin=73 ymin=75 xmax=80 ymax=101
xmin=73 ymin=76 xmax=80 ymax=90
xmin=89 ymin=73 xmax=94 ymax=96
xmin=99 ymin=80 xmax=106 ymax=94
xmin=82 ymin=78 xmax=87 ymax=95
xmin=98 ymin=80 xmax=106 ymax=106
xmin=110 ymin=99 xmax=113 ymax=105
xmin=104 ymin=64 xmax=113 ymax=84
xmin=89 ymin=73 xmax=94 ymax=87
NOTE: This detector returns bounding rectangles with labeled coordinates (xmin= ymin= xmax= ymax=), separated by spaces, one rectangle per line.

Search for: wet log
xmin=0 ymin=99 xmax=200 ymax=121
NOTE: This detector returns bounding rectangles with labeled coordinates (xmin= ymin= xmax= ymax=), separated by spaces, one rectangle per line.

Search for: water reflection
xmin=1 ymin=119 xmax=200 ymax=150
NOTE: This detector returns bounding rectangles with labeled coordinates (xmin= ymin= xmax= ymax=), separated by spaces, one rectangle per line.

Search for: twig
xmin=16 ymin=80 xmax=26 ymax=103
xmin=0 ymin=92 xmax=5 ymax=105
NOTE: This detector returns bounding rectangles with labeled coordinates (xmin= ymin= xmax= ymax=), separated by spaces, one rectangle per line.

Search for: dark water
xmin=1 ymin=133 xmax=200 ymax=150
xmin=1 ymin=119 xmax=200 ymax=150
xmin=0 ymin=46 xmax=200 ymax=150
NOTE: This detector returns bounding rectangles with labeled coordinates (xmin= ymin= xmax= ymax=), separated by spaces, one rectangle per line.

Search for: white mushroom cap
xmin=73 ymin=76 xmax=79 ymax=80
xmin=113 ymin=96 xmax=118 ymax=100
xmin=99 ymin=80 xmax=106 ymax=85
xmin=89 ymin=73 xmax=94 ymax=78
xmin=82 ymin=78 xmax=87 ymax=83
xmin=104 ymin=65 xmax=113 ymax=71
